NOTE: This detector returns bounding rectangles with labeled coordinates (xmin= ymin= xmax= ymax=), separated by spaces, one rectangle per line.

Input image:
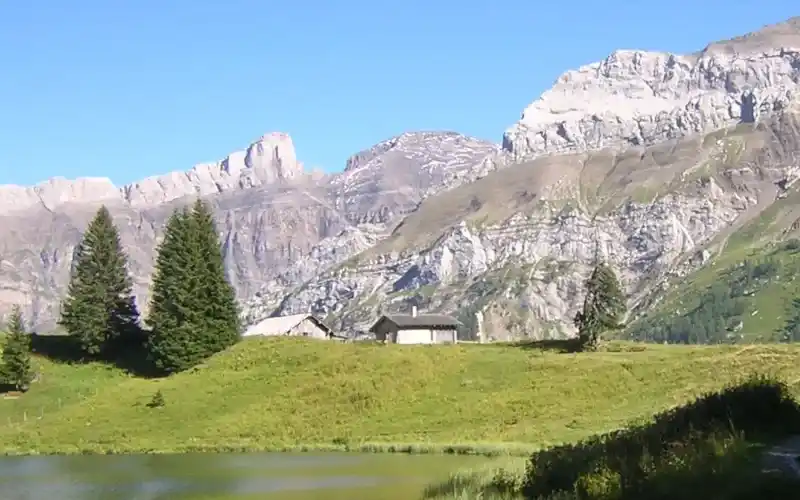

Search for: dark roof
xmin=306 ymin=315 xmax=336 ymax=336
xmin=369 ymin=314 xmax=461 ymax=332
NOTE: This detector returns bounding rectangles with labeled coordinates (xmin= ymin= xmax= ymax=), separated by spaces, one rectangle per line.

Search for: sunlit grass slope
xmin=1 ymin=338 xmax=800 ymax=455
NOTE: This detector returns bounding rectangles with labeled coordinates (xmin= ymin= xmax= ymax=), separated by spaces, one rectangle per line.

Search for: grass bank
xmin=425 ymin=377 xmax=800 ymax=499
xmin=2 ymin=338 xmax=800 ymax=455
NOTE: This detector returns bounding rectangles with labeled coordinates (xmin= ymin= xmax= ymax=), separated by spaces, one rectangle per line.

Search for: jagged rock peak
xmin=0 ymin=131 xmax=303 ymax=215
xmin=122 ymin=131 xmax=303 ymax=207
xmin=502 ymin=17 xmax=800 ymax=161
xmin=344 ymin=131 xmax=493 ymax=172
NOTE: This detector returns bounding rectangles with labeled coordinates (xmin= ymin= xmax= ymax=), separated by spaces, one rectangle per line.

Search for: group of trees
xmin=57 ymin=200 xmax=240 ymax=375
xmin=627 ymin=257 xmax=780 ymax=344
xmin=5 ymin=199 xmax=625 ymax=388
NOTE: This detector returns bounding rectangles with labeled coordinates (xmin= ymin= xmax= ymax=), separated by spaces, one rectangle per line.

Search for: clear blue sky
xmin=0 ymin=1 xmax=797 ymax=186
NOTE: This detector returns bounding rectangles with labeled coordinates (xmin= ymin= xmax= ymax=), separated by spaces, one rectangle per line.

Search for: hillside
xmin=2 ymin=338 xmax=800 ymax=455
xmin=1 ymin=17 xmax=800 ymax=340
xmin=278 ymin=115 xmax=800 ymax=339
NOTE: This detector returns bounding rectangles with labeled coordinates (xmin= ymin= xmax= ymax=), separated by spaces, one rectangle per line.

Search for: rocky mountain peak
xmin=502 ymin=19 xmax=800 ymax=161
xmin=122 ymin=131 xmax=304 ymax=207
xmin=0 ymin=132 xmax=303 ymax=216
xmin=343 ymin=131 xmax=473 ymax=173
xmin=328 ymin=131 xmax=499 ymax=227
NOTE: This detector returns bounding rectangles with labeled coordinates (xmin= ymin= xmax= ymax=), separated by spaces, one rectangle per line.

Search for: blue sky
xmin=0 ymin=1 xmax=797 ymax=186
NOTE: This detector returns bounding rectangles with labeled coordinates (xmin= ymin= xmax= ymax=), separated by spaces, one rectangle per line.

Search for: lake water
xmin=0 ymin=452 xmax=491 ymax=499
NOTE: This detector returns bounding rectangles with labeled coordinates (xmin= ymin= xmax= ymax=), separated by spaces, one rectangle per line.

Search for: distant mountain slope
xmin=0 ymin=131 xmax=498 ymax=329
xmin=2 ymin=17 xmax=800 ymax=340
xmin=257 ymin=18 xmax=800 ymax=339
xmin=272 ymin=114 xmax=800 ymax=338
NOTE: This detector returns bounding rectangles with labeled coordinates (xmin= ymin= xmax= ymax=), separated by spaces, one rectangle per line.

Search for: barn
xmin=369 ymin=307 xmax=461 ymax=344
xmin=243 ymin=314 xmax=343 ymax=340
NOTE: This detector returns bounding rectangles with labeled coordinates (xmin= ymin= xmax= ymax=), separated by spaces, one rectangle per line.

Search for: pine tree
xmin=574 ymin=262 xmax=627 ymax=351
xmin=59 ymin=206 xmax=140 ymax=358
xmin=190 ymin=199 xmax=241 ymax=353
xmin=2 ymin=306 xmax=34 ymax=392
xmin=146 ymin=207 xmax=196 ymax=373
xmin=146 ymin=201 xmax=240 ymax=374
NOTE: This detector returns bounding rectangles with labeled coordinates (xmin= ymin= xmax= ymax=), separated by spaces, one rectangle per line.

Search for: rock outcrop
xmin=502 ymin=17 xmax=800 ymax=160
xmin=2 ymin=17 xmax=800 ymax=340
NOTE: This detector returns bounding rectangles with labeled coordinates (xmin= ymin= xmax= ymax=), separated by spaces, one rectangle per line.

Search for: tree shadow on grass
xmin=522 ymin=375 xmax=800 ymax=499
xmin=0 ymin=382 xmax=21 ymax=395
xmin=30 ymin=333 xmax=83 ymax=363
xmin=30 ymin=332 xmax=163 ymax=379
xmin=110 ymin=341 xmax=163 ymax=379
xmin=508 ymin=338 xmax=583 ymax=353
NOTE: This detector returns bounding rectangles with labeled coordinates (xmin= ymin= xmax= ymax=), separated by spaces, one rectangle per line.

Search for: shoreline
xmin=0 ymin=441 xmax=539 ymax=458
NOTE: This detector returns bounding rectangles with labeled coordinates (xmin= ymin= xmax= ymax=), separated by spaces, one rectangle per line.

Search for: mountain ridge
xmin=0 ymin=132 xmax=305 ymax=215
xmin=2 ymin=17 xmax=800 ymax=339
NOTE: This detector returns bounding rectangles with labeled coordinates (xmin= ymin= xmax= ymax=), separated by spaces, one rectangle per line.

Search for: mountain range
xmin=2 ymin=17 xmax=800 ymax=341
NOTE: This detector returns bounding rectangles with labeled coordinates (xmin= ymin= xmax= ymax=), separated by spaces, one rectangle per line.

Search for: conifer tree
xmin=59 ymin=206 xmax=140 ymax=357
xmin=574 ymin=262 xmax=627 ymax=351
xmin=146 ymin=201 xmax=240 ymax=374
xmin=189 ymin=200 xmax=241 ymax=353
xmin=2 ymin=306 xmax=34 ymax=392
xmin=146 ymin=207 xmax=195 ymax=373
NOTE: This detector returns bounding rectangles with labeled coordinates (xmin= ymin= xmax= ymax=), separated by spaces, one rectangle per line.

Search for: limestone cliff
xmin=502 ymin=17 xmax=800 ymax=160
xmin=267 ymin=111 xmax=800 ymax=338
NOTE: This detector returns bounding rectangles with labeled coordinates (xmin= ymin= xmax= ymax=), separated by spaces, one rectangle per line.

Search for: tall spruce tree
xmin=2 ymin=306 xmax=34 ymax=392
xmin=146 ymin=201 xmax=240 ymax=374
xmin=574 ymin=262 xmax=627 ymax=351
xmin=189 ymin=200 xmax=241 ymax=352
xmin=146 ymin=207 xmax=195 ymax=373
xmin=59 ymin=206 xmax=140 ymax=357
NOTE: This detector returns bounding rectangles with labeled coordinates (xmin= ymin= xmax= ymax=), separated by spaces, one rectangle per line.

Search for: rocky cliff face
xmin=502 ymin=17 xmax=800 ymax=160
xmin=267 ymin=112 xmax=800 ymax=338
xmin=2 ymin=18 xmax=800 ymax=339
xmin=252 ymin=17 xmax=800 ymax=338
xmin=0 ymin=130 xmax=497 ymax=329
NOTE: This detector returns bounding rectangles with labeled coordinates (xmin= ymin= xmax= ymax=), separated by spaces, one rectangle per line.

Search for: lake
xmin=0 ymin=452 xmax=492 ymax=499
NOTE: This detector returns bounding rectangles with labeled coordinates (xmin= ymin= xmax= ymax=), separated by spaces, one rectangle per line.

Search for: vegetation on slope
xmin=3 ymin=338 xmax=800 ymax=456
xmin=425 ymin=377 xmax=800 ymax=499
xmin=626 ymin=238 xmax=800 ymax=344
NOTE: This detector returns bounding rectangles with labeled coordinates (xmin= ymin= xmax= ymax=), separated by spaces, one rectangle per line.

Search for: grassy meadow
xmin=1 ymin=337 xmax=800 ymax=457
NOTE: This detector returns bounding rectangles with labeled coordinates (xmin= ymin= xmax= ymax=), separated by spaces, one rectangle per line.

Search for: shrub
xmin=147 ymin=389 xmax=166 ymax=408
xmin=522 ymin=375 xmax=800 ymax=499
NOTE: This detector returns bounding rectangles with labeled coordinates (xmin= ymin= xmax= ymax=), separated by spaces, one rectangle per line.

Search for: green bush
xmin=522 ymin=375 xmax=800 ymax=499
xmin=422 ymin=458 xmax=528 ymax=499
xmin=147 ymin=389 xmax=166 ymax=408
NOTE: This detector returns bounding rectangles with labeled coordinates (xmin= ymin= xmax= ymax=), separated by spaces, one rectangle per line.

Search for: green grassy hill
xmin=2 ymin=338 xmax=800 ymax=455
